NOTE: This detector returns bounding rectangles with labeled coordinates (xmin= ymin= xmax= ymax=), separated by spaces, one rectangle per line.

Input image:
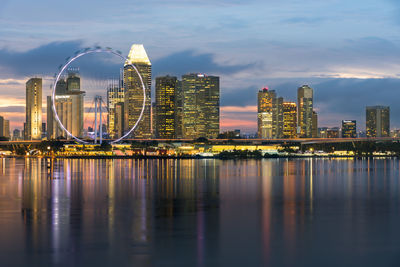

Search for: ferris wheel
xmin=51 ymin=47 xmax=146 ymax=144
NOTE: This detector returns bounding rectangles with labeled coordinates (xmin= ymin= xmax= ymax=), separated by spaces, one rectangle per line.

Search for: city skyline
xmin=2 ymin=0 xmax=400 ymax=132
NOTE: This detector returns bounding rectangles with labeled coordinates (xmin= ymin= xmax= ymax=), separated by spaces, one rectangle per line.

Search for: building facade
xmin=257 ymin=88 xmax=283 ymax=139
xmin=26 ymin=78 xmax=42 ymax=140
xmin=181 ymin=73 xmax=220 ymax=139
xmin=282 ymin=102 xmax=297 ymax=138
xmin=107 ymin=80 xmax=124 ymax=139
xmin=297 ymin=85 xmax=313 ymax=138
xmin=342 ymin=120 xmax=357 ymax=138
xmin=327 ymin=127 xmax=340 ymax=138
xmin=312 ymin=110 xmax=318 ymax=138
xmin=366 ymin=106 xmax=390 ymax=137
xmin=155 ymin=76 xmax=178 ymax=139
xmin=47 ymin=72 xmax=84 ymax=139
xmin=124 ymin=44 xmax=152 ymax=139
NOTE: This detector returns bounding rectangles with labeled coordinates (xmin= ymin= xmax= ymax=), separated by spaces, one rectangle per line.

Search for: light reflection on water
xmin=0 ymin=158 xmax=400 ymax=266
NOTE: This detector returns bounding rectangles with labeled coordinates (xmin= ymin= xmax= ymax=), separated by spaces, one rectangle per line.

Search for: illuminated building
xmin=327 ymin=127 xmax=340 ymax=138
xmin=282 ymin=102 xmax=297 ymax=138
xmin=26 ymin=78 xmax=42 ymax=140
xmin=366 ymin=106 xmax=390 ymax=137
xmin=297 ymin=85 xmax=313 ymax=138
xmin=318 ymin=127 xmax=328 ymax=138
xmin=312 ymin=110 xmax=318 ymax=138
xmin=2 ymin=119 xmax=10 ymax=138
xmin=115 ymin=102 xmax=124 ymax=138
xmin=155 ymin=76 xmax=178 ymax=139
xmin=124 ymin=44 xmax=152 ymax=139
xmin=181 ymin=73 xmax=220 ymax=139
xmin=257 ymin=87 xmax=283 ymax=139
xmin=391 ymin=129 xmax=400 ymax=138
xmin=276 ymin=97 xmax=284 ymax=138
xmin=174 ymin=80 xmax=183 ymax=139
xmin=47 ymin=71 xmax=85 ymax=139
xmin=107 ymin=80 xmax=124 ymax=138
xmin=342 ymin=120 xmax=357 ymax=138
xmin=151 ymin=102 xmax=156 ymax=138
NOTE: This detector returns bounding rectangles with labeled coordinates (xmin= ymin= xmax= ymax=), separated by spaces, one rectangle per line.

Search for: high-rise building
xmin=275 ymin=97 xmax=284 ymax=138
xmin=107 ymin=80 xmax=124 ymax=138
xmin=181 ymin=73 xmax=220 ymax=139
xmin=342 ymin=120 xmax=357 ymax=138
xmin=12 ymin=129 xmax=21 ymax=141
xmin=124 ymin=44 xmax=152 ymax=139
xmin=297 ymin=85 xmax=313 ymax=138
xmin=257 ymin=87 xmax=283 ymax=139
xmin=366 ymin=106 xmax=390 ymax=137
xmin=4 ymin=120 xmax=10 ymax=138
xmin=155 ymin=76 xmax=178 ymax=139
xmin=26 ymin=78 xmax=42 ymax=140
xmin=47 ymin=72 xmax=85 ymax=139
xmin=312 ymin=110 xmax=318 ymax=138
xmin=174 ymin=80 xmax=183 ymax=139
xmin=0 ymin=117 xmax=10 ymax=138
xmin=258 ymin=88 xmax=274 ymax=138
xmin=282 ymin=102 xmax=297 ymax=138
xmin=114 ymin=102 xmax=124 ymax=139
xmin=0 ymin=116 xmax=4 ymax=138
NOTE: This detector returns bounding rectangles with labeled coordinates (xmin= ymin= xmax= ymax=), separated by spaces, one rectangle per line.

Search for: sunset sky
xmin=1 ymin=0 xmax=400 ymax=133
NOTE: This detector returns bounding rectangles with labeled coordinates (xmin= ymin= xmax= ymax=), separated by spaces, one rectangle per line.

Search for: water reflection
xmin=0 ymin=158 xmax=400 ymax=266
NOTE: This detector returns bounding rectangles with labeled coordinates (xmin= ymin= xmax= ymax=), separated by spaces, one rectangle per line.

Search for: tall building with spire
xmin=26 ymin=78 xmax=42 ymax=140
xmin=124 ymin=44 xmax=152 ymax=139
xmin=297 ymin=85 xmax=313 ymax=138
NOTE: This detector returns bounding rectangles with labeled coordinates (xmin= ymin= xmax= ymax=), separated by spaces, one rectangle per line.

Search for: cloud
xmin=282 ymin=17 xmax=327 ymax=24
xmin=0 ymin=106 xmax=24 ymax=113
xmin=0 ymin=41 xmax=122 ymax=79
xmin=152 ymin=50 xmax=258 ymax=77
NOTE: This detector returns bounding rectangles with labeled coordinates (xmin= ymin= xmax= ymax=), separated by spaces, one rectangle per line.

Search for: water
xmin=0 ymin=158 xmax=400 ymax=266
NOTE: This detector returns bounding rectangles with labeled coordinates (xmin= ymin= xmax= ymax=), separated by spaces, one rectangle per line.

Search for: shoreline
xmin=3 ymin=155 xmax=399 ymax=160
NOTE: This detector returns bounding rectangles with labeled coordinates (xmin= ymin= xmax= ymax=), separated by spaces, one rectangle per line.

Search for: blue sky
xmin=1 ymin=0 xmax=400 ymax=132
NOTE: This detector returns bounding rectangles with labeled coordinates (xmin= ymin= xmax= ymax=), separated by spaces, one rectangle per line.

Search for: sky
xmin=1 ymin=0 xmax=400 ymax=133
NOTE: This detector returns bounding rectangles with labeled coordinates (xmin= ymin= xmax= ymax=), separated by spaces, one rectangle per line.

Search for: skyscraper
xmin=258 ymin=88 xmax=275 ymax=139
xmin=174 ymin=80 xmax=183 ymax=139
xmin=107 ymin=79 xmax=124 ymax=139
xmin=342 ymin=120 xmax=357 ymax=138
xmin=155 ymin=76 xmax=178 ymax=139
xmin=181 ymin=73 xmax=220 ymax=139
xmin=366 ymin=106 xmax=390 ymax=137
xmin=124 ymin=44 xmax=152 ymax=139
xmin=312 ymin=110 xmax=318 ymax=138
xmin=282 ymin=102 xmax=297 ymax=139
xmin=114 ymin=102 xmax=125 ymax=139
xmin=26 ymin=78 xmax=42 ymax=140
xmin=47 ymin=71 xmax=85 ymax=139
xmin=257 ymin=87 xmax=283 ymax=139
xmin=4 ymin=120 xmax=10 ymax=138
xmin=297 ymin=85 xmax=313 ymax=138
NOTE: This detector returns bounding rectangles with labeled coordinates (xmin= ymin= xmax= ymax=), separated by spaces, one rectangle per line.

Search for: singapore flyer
xmin=50 ymin=46 xmax=146 ymax=144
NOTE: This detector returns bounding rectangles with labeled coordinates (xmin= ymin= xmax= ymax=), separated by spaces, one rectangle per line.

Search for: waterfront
xmin=0 ymin=158 xmax=400 ymax=266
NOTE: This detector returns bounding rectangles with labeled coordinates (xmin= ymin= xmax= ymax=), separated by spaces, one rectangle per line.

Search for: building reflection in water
xmin=0 ymin=158 xmax=399 ymax=266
